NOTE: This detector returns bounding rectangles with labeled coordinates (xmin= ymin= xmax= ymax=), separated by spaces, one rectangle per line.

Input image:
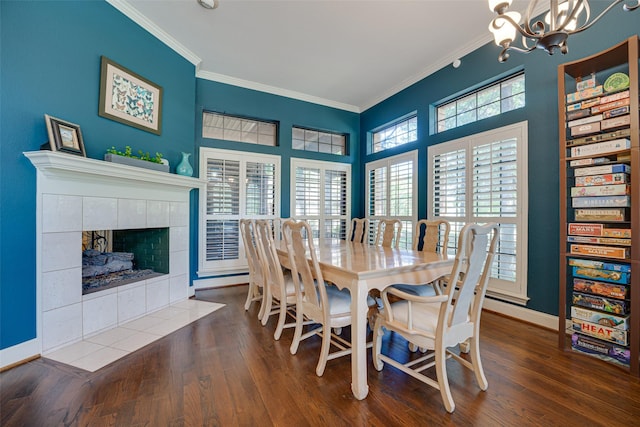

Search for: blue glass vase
xmin=176 ymin=152 xmax=193 ymax=177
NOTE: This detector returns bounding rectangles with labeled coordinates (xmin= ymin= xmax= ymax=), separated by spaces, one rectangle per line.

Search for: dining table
xmin=275 ymin=238 xmax=454 ymax=400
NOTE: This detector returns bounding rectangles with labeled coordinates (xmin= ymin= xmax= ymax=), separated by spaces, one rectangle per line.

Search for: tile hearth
xmin=44 ymin=299 xmax=224 ymax=372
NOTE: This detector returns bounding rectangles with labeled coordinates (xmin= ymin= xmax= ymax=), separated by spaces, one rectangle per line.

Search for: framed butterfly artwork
xmin=98 ymin=56 xmax=163 ymax=135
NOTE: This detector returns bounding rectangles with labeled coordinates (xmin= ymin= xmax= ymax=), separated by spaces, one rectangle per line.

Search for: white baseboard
xmin=0 ymin=338 xmax=40 ymax=370
xmin=483 ymin=298 xmax=560 ymax=330
xmin=193 ymin=274 xmax=250 ymax=290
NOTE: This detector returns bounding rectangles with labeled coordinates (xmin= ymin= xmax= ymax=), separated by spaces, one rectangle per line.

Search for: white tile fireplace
xmin=25 ymin=151 xmax=204 ymax=354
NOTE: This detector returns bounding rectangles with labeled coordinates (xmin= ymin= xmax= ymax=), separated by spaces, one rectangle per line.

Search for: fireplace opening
xmin=82 ymin=227 xmax=170 ymax=295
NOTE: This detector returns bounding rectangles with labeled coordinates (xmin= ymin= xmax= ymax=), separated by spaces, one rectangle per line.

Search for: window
xmin=291 ymin=158 xmax=350 ymax=243
xmin=292 ymin=126 xmax=347 ymax=155
xmin=371 ymin=115 xmax=417 ymax=153
xmin=365 ymin=151 xmax=417 ymax=249
xmin=436 ymin=73 xmax=525 ymax=133
xmin=199 ymin=148 xmax=280 ymax=275
xmin=429 ymin=121 xmax=528 ymax=305
xmin=202 ymin=111 xmax=277 ymax=146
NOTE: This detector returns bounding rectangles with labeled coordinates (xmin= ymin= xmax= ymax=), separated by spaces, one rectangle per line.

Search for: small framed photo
xmin=98 ymin=56 xmax=163 ymax=135
xmin=44 ymin=114 xmax=86 ymax=157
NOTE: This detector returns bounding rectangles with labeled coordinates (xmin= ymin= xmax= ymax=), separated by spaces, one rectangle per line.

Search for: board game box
xmin=571 ymin=195 xmax=630 ymax=208
xmin=574 ymin=208 xmax=627 ymax=222
xmin=572 ymin=277 xmax=629 ymax=298
xmin=572 ymin=292 xmax=629 ymax=314
xmin=567 ymin=236 xmax=631 ymax=247
xmin=569 ymin=244 xmax=629 ymax=259
xmin=572 ymin=163 xmax=630 ymax=177
xmin=571 ymin=306 xmax=630 ymax=330
xmin=570 ymin=138 xmax=630 ymax=157
xmin=571 ymin=333 xmax=630 ymax=366
xmin=572 ymin=320 xmax=629 ymax=346
xmin=574 ymin=172 xmax=629 ymax=187
xmin=573 ymin=265 xmax=630 ymax=286
xmin=570 ymin=184 xmax=628 ymax=197
xmin=568 ymin=257 xmax=631 ymax=272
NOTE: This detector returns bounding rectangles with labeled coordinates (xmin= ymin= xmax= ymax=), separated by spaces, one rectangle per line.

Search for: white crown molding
xmin=106 ymin=0 xmax=202 ymax=67
xmin=196 ymin=69 xmax=361 ymax=113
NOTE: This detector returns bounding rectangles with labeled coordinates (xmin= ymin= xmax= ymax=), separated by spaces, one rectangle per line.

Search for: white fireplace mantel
xmin=24 ymin=151 xmax=205 ymax=191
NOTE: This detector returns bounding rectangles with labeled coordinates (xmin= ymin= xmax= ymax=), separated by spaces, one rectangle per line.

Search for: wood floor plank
xmin=2 ymin=284 xmax=640 ymax=426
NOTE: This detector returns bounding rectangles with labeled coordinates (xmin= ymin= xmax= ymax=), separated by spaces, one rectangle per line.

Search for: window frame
xmin=292 ymin=125 xmax=348 ymax=155
xmin=290 ymin=157 xmax=351 ymax=243
xmin=202 ymin=110 xmax=278 ymax=146
xmin=369 ymin=114 xmax=418 ymax=154
xmin=428 ymin=121 xmax=529 ymax=305
xmin=365 ymin=150 xmax=418 ymax=249
xmin=198 ymin=147 xmax=281 ymax=276
xmin=435 ymin=72 xmax=525 ymax=134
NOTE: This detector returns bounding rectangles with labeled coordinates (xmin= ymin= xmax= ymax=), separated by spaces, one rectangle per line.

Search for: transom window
xmin=291 ymin=158 xmax=350 ymax=243
xmin=202 ymin=111 xmax=277 ymax=146
xmin=370 ymin=114 xmax=417 ymax=153
xmin=429 ymin=121 xmax=528 ymax=305
xmin=292 ymin=126 xmax=347 ymax=155
xmin=436 ymin=73 xmax=525 ymax=134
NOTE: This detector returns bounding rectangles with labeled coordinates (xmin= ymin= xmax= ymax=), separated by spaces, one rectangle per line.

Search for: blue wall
xmin=360 ymin=6 xmax=640 ymax=315
xmin=1 ymin=0 xmax=638 ymax=353
xmin=0 ymin=1 xmax=196 ymax=350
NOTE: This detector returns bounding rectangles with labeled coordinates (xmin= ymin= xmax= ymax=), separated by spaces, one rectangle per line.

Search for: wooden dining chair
xmin=253 ymin=220 xmax=298 ymax=340
xmin=392 ymin=219 xmax=451 ymax=298
xmin=374 ymin=218 xmax=402 ymax=248
xmin=372 ymin=223 xmax=499 ymax=413
xmin=282 ymin=219 xmax=355 ymax=376
xmin=348 ymin=218 xmax=369 ymax=243
xmin=240 ymin=219 xmax=266 ymax=320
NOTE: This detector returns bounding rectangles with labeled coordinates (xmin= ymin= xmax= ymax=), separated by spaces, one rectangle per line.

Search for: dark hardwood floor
xmin=2 ymin=284 xmax=640 ymax=426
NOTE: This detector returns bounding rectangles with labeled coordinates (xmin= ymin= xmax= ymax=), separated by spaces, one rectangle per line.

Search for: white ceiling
xmin=113 ymin=0 xmax=520 ymax=112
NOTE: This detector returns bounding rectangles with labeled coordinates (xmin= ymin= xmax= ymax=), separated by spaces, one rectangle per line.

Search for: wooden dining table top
xmin=275 ymin=238 xmax=453 ymax=290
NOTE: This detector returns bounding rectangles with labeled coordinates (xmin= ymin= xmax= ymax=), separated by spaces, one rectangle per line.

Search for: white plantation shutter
xmin=291 ymin=159 xmax=350 ymax=242
xmin=324 ymin=169 xmax=348 ymax=239
xmin=431 ymin=148 xmax=466 ymax=254
xmin=199 ymin=148 xmax=280 ymax=274
xmin=366 ymin=151 xmax=417 ymax=249
xmin=428 ymin=122 xmax=528 ymax=305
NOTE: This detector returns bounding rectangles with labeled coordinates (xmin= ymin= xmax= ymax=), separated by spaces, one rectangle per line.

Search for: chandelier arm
xmin=498 ymin=42 xmax=537 ymax=63
xmin=570 ymin=0 xmax=625 ymax=34
xmin=522 ymin=0 xmax=542 ymax=35
xmin=555 ymin=0 xmax=589 ymax=33
xmin=623 ymin=0 xmax=640 ymax=11
xmin=493 ymin=14 xmax=544 ymax=41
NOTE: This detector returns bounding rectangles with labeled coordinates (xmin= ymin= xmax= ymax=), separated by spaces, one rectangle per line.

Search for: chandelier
xmin=488 ymin=0 xmax=639 ymax=62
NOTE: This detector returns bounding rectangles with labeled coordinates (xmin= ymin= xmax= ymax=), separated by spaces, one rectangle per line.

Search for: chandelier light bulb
xmin=489 ymin=11 xmax=521 ymax=46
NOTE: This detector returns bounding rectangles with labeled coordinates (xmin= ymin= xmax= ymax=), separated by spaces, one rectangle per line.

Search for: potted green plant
xmin=104 ymin=145 xmax=169 ymax=172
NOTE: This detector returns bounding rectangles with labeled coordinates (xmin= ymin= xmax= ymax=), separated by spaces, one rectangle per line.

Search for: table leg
xmin=350 ymin=280 xmax=370 ymax=400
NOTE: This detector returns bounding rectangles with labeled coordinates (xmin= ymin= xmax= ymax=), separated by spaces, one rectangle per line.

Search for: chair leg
xmin=372 ymin=316 xmax=384 ymax=371
xmin=469 ymin=337 xmax=488 ymax=391
xmin=274 ymin=300 xmax=287 ymax=340
xmin=257 ymin=288 xmax=267 ymax=321
xmin=260 ymin=293 xmax=272 ymax=326
xmin=290 ymin=303 xmax=304 ymax=355
xmin=435 ymin=341 xmax=455 ymax=413
xmin=244 ymin=282 xmax=257 ymax=311
xmin=315 ymin=325 xmax=331 ymax=376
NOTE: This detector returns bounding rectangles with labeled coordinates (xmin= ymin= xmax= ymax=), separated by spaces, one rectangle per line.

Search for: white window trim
xmin=290 ymin=157 xmax=351 ymax=242
xmin=198 ymin=147 xmax=281 ymax=277
xmin=365 ymin=150 xmax=418 ymax=247
xmin=428 ymin=121 xmax=529 ymax=305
